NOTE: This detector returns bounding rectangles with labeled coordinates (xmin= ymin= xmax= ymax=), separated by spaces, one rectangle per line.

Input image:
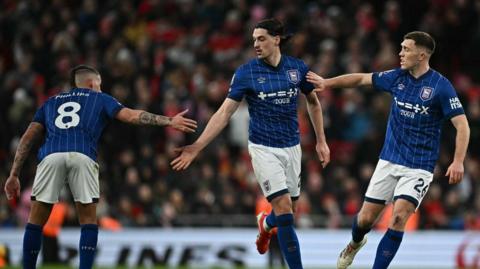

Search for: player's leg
xmin=75 ymin=202 xmax=98 ymax=269
xmin=23 ymin=201 xmax=53 ymax=269
xmin=338 ymin=159 xmax=396 ymax=269
xmin=271 ymin=193 xmax=303 ymax=269
xmin=372 ymin=167 xmax=432 ymax=269
xmin=336 ymin=201 xmax=384 ymax=269
xmin=269 ymin=143 xmax=302 ymax=269
xmin=249 ymin=142 xmax=284 ymax=254
xmin=372 ymin=199 xmax=414 ymax=269
xmin=67 ymin=152 xmax=100 ymax=269
xmin=25 ymin=153 xmax=67 ymax=269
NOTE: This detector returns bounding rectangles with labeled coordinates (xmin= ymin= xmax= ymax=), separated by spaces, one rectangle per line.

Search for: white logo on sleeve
xmin=378 ymin=69 xmax=394 ymax=77
xmin=450 ymin=97 xmax=462 ymax=109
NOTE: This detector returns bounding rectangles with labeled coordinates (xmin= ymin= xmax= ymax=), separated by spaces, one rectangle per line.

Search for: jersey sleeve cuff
xmin=445 ymin=109 xmax=465 ymax=120
xmin=371 ymin=73 xmax=379 ymax=89
xmin=111 ymin=105 xmax=125 ymax=117
xmin=31 ymin=119 xmax=45 ymax=126
xmin=226 ymin=96 xmax=242 ymax=102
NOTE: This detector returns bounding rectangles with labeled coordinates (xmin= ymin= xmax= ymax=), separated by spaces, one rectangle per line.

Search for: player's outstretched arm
xmin=5 ymin=122 xmax=44 ymax=200
xmin=306 ymin=71 xmax=373 ymax=92
xmin=446 ymin=114 xmax=470 ymax=184
xmin=305 ymin=91 xmax=330 ymax=168
xmin=116 ymin=108 xmax=197 ymax=133
xmin=170 ymin=98 xmax=240 ymax=171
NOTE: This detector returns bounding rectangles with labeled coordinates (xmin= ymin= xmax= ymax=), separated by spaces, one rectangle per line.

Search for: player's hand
xmin=4 ymin=175 xmax=20 ymax=200
xmin=445 ymin=161 xmax=464 ymax=184
xmin=306 ymin=71 xmax=326 ymax=92
xmin=316 ymin=141 xmax=330 ymax=168
xmin=170 ymin=144 xmax=201 ymax=171
xmin=170 ymin=109 xmax=198 ymax=133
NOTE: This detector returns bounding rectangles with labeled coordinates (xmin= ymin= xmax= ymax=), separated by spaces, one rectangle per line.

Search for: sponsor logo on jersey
xmin=450 ymin=97 xmax=462 ymax=109
xmin=394 ymin=97 xmax=430 ymax=118
xmin=420 ymin=86 xmax=434 ymax=101
xmin=257 ymin=88 xmax=299 ymax=103
xmin=287 ymin=69 xmax=300 ymax=84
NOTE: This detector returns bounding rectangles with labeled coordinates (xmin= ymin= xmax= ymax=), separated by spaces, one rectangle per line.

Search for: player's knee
xmin=357 ymin=212 xmax=377 ymax=228
xmin=391 ymin=210 xmax=412 ymax=228
xmin=271 ymin=195 xmax=293 ymax=215
xmin=28 ymin=201 xmax=53 ymax=226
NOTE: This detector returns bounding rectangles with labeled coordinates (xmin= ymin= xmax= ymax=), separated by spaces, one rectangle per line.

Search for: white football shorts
xmin=248 ymin=141 xmax=301 ymax=201
xmin=365 ymin=159 xmax=433 ymax=209
xmin=31 ymin=152 xmax=100 ymax=204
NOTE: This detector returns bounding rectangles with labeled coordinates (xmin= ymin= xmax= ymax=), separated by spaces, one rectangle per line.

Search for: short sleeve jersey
xmin=372 ymin=68 xmax=464 ymax=172
xmin=227 ymin=55 xmax=314 ymax=148
xmin=33 ymin=88 xmax=124 ymax=161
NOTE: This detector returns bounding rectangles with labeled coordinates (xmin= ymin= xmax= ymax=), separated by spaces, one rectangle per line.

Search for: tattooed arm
xmin=5 ymin=122 xmax=44 ymax=200
xmin=116 ymin=108 xmax=197 ymax=132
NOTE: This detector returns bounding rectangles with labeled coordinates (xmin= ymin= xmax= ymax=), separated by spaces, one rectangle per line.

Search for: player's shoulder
xmin=283 ymin=54 xmax=304 ymax=63
xmin=42 ymin=89 xmax=71 ymax=105
xmin=283 ymin=55 xmax=308 ymax=67
xmin=233 ymin=61 xmax=256 ymax=78
xmin=377 ymin=68 xmax=404 ymax=77
xmin=430 ymin=69 xmax=450 ymax=83
xmin=239 ymin=59 xmax=258 ymax=70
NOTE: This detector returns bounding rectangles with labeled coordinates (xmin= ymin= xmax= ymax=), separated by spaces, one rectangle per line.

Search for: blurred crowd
xmin=1 ymin=0 xmax=480 ymax=230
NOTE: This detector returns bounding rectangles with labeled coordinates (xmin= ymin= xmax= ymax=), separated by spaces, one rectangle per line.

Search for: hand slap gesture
xmin=170 ymin=144 xmax=201 ymax=171
xmin=170 ymin=109 xmax=198 ymax=133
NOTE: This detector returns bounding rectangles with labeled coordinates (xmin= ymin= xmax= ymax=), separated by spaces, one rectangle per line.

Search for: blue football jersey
xmin=372 ymin=68 xmax=465 ymax=172
xmin=33 ymin=88 xmax=124 ymax=161
xmin=227 ymin=55 xmax=314 ymax=148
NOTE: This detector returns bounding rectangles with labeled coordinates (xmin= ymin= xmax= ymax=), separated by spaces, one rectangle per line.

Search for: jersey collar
xmin=408 ymin=68 xmax=433 ymax=81
xmin=258 ymin=54 xmax=284 ymax=70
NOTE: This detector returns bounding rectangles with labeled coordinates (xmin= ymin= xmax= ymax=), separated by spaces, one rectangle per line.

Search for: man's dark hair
xmin=255 ymin=18 xmax=293 ymax=46
xmin=404 ymin=31 xmax=436 ymax=54
xmin=69 ymin=65 xmax=100 ymax=87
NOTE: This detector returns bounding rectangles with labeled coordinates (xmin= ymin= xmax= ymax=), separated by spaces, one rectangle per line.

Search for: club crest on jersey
xmin=287 ymin=69 xmax=300 ymax=84
xmin=420 ymin=86 xmax=434 ymax=101
xmin=263 ymin=180 xmax=271 ymax=193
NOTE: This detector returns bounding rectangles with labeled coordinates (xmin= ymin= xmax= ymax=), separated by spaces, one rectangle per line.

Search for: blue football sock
xmin=372 ymin=228 xmax=404 ymax=269
xmin=79 ymin=224 xmax=98 ymax=269
xmin=23 ymin=223 xmax=42 ymax=269
xmin=266 ymin=210 xmax=277 ymax=229
xmin=352 ymin=215 xmax=371 ymax=243
xmin=276 ymin=213 xmax=303 ymax=269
